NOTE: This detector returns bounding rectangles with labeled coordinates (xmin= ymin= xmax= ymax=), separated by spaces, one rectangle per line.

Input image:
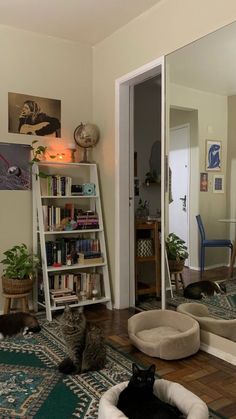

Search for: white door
xmin=169 ymin=125 xmax=190 ymax=265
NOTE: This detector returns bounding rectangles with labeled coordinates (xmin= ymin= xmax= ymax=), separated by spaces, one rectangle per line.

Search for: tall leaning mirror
xmin=165 ymin=21 xmax=236 ymax=339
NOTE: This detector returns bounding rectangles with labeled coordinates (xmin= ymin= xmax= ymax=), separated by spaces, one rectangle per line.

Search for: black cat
xmin=183 ymin=280 xmax=226 ymax=300
xmin=117 ymin=364 xmax=182 ymax=419
xmin=0 ymin=312 xmax=41 ymax=339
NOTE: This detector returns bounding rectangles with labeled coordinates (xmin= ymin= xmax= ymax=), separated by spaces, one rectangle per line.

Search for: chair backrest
xmin=196 ymin=215 xmax=205 ymax=241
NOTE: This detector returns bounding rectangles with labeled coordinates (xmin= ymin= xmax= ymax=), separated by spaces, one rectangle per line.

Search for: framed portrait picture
xmin=200 ymin=172 xmax=208 ymax=192
xmin=213 ymin=174 xmax=224 ymax=193
xmin=205 ymin=140 xmax=222 ymax=171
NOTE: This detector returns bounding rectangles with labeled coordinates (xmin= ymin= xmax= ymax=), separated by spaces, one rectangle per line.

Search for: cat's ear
xmin=78 ymin=306 xmax=84 ymax=314
xmin=64 ymin=305 xmax=70 ymax=312
xmin=149 ymin=364 xmax=156 ymax=374
xmin=132 ymin=363 xmax=139 ymax=374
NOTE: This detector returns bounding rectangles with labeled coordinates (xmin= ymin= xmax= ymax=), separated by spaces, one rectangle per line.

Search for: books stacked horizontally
xmin=79 ymin=251 xmax=103 ymax=265
xmin=50 ymin=288 xmax=79 ymax=307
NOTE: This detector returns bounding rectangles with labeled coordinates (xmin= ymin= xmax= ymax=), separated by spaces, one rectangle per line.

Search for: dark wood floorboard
xmin=85 ymin=267 xmax=236 ymax=418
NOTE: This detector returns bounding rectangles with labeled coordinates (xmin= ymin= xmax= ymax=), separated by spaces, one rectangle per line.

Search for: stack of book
xmin=50 ymin=288 xmax=78 ymax=307
xmin=79 ymin=251 xmax=103 ymax=264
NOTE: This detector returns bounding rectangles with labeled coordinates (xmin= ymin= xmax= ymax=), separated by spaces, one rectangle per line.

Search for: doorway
xmin=115 ymin=56 xmax=165 ymax=310
xmin=169 ymin=124 xmax=190 ymax=266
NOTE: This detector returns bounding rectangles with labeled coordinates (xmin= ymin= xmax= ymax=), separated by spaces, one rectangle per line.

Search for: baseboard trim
xmin=200 ymin=330 xmax=236 ymax=365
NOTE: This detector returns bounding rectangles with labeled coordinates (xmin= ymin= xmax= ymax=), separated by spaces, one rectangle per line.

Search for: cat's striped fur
xmin=58 ymin=305 xmax=106 ymax=374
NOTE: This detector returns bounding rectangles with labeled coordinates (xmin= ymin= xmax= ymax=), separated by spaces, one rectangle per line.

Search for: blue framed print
xmin=206 ymin=140 xmax=222 ymax=171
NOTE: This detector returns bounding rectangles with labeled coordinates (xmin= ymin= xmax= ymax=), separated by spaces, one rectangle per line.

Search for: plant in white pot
xmin=165 ymin=233 xmax=188 ymax=272
xmin=1 ymin=243 xmax=40 ymax=294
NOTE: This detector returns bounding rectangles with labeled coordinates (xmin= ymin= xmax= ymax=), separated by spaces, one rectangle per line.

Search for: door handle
xmin=180 ymin=195 xmax=187 ymax=212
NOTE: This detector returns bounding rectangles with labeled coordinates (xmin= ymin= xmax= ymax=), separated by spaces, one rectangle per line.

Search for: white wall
xmin=93 ymin=0 xmax=236 ymax=295
xmin=0 ymin=25 xmax=92 ymax=311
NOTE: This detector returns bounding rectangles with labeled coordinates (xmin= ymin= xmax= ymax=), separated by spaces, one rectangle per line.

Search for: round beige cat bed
xmin=177 ymin=302 xmax=236 ymax=341
xmin=98 ymin=379 xmax=209 ymax=419
xmin=128 ymin=309 xmax=200 ymax=360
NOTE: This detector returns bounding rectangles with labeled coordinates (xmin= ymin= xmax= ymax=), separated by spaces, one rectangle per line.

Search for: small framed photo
xmin=200 ymin=172 xmax=208 ymax=192
xmin=206 ymin=140 xmax=222 ymax=171
xmin=213 ymin=175 xmax=224 ymax=193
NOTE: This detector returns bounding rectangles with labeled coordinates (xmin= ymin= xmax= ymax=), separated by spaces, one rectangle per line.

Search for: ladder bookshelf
xmin=32 ymin=161 xmax=112 ymax=321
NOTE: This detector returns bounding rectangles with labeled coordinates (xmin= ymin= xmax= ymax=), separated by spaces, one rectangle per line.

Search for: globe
xmin=74 ymin=122 xmax=100 ymax=162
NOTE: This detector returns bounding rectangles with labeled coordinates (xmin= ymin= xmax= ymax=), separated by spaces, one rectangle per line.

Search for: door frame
xmin=114 ymin=56 xmax=165 ymax=309
xmin=169 ymin=123 xmax=190 ymax=267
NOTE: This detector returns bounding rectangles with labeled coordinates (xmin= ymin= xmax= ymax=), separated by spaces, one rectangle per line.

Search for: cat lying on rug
xmin=117 ymin=363 xmax=183 ymax=419
xmin=58 ymin=305 xmax=106 ymax=374
xmin=183 ymin=280 xmax=226 ymax=300
xmin=0 ymin=312 xmax=41 ymax=339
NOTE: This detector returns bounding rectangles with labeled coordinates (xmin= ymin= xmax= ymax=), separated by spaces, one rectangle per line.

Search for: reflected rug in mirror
xmin=138 ymin=279 xmax=236 ymax=320
xmin=0 ymin=316 xmax=226 ymax=418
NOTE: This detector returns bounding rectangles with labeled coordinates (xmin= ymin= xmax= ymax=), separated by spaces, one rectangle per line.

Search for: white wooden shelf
xmin=33 ymin=162 xmax=112 ymax=321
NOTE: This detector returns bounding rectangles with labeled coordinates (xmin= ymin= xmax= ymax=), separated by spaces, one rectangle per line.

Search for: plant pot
xmin=168 ymin=259 xmax=185 ymax=273
xmin=2 ymin=276 xmax=33 ymax=294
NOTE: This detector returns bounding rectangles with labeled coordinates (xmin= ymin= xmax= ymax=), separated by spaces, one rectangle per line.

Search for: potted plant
xmin=1 ymin=243 xmax=40 ymax=294
xmin=165 ymin=233 xmax=188 ymax=272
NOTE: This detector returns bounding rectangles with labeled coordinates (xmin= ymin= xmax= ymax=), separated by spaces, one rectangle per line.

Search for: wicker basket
xmin=2 ymin=276 xmax=33 ymax=294
xmin=168 ymin=259 xmax=185 ymax=273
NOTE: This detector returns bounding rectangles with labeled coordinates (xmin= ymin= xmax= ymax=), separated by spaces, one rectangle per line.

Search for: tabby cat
xmin=117 ymin=364 xmax=182 ymax=419
xmin=58 ymin=305 xmax=106 ymax=374
xmin=0 ymin=312 xmax=41 ymax=339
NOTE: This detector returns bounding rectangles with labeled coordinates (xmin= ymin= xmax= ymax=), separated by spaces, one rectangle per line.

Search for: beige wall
xmin=227 ymin=95 xmax=236 ymax=240
xmin=0 ymin=25 xmax=92 ymax=311
xmin=93 ymin=0 xmax=236 ymax=294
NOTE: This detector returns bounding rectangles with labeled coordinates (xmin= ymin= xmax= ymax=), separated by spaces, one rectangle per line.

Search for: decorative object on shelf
xmin=135 ymin=199 xmax=149 ymax=219
xmin=82 ymin=183 xmax=96 ymax=195
xmin=74 ymin=122 xmax=100 ymax=163
xmin=1 ymin=243 xmax=39 ymax=294
xmin=166 ymin=233 xmax=188 ymax=272
xmin=136 ymin=238 xmax=153 ymax=257
xmin=67 ymin=143 xmax=77 ymax=162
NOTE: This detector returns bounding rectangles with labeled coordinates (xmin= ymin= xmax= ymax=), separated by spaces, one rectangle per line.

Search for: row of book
xmin=45 ymin=238 xmax=102 ymax=266
xmin=42 ymin=205 xmax=100 ymax=231
xmin=41 ymin=175 xmax=73 ymax=196
xmin=38 ymin=272 xmax=103 ymax=306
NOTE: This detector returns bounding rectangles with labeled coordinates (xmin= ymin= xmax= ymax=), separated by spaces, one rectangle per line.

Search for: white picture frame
xmin=206 ymin=140 xmax=222 ymax=171
xmin=213 ymin=174 xmax=224 ymax=193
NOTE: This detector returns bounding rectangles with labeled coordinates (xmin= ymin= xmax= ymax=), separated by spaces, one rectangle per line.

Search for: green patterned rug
xmin=138 ymin=279 xmax=236 ymax=320
xmin=0 ymin=317 xmax=225 ymax=418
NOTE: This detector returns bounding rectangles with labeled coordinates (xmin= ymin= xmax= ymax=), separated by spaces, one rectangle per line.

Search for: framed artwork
xmin=206 ymin=140 xmax=222 ymax=171
xmin=8 ymin=92 xmax=61 ymax=137
xmin=213 ymin=174 xmax=224 ymax=193
xmin=0 ymin=142 xmax=31 ymax=190
xmin=200 ymin=172 xmax=208 ymax=192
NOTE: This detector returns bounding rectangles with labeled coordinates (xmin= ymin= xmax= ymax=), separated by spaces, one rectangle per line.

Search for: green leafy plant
xmin=1 ymin=243 xmax=40 ymax=280
xmin=30 ymin=140 xmax=56 ymax=178
xmin=145 ymin=169 xmax=158 ymax=184
xmin=165 ymin=233 xmax=188 ymax=261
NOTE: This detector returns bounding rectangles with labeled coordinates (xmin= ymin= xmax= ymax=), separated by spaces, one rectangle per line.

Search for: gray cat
xmin=58 ymin=305 xmax=106 ymax=374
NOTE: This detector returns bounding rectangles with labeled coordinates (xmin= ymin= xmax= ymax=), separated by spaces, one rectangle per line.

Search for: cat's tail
xmin=58 ymin=357 xmax=77 ymax=374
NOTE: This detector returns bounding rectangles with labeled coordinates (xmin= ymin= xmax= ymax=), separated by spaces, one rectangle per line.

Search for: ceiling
xmin=0 ymin=0 xmax=161 ymax=45
xmin=167 ymin=20 xmax=236 ymax=96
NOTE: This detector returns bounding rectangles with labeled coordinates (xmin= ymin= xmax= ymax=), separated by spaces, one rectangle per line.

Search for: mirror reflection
xmin=165 ymin=21 xmax=236 ymax=341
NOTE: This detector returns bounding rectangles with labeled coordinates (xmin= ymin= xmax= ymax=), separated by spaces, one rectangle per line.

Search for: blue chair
xmin=196 ymin=215 xmax=233 ymax=277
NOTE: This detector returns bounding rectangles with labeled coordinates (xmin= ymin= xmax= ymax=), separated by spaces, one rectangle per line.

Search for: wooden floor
xmin=85 ymin=267 xmax=236 ymax=419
